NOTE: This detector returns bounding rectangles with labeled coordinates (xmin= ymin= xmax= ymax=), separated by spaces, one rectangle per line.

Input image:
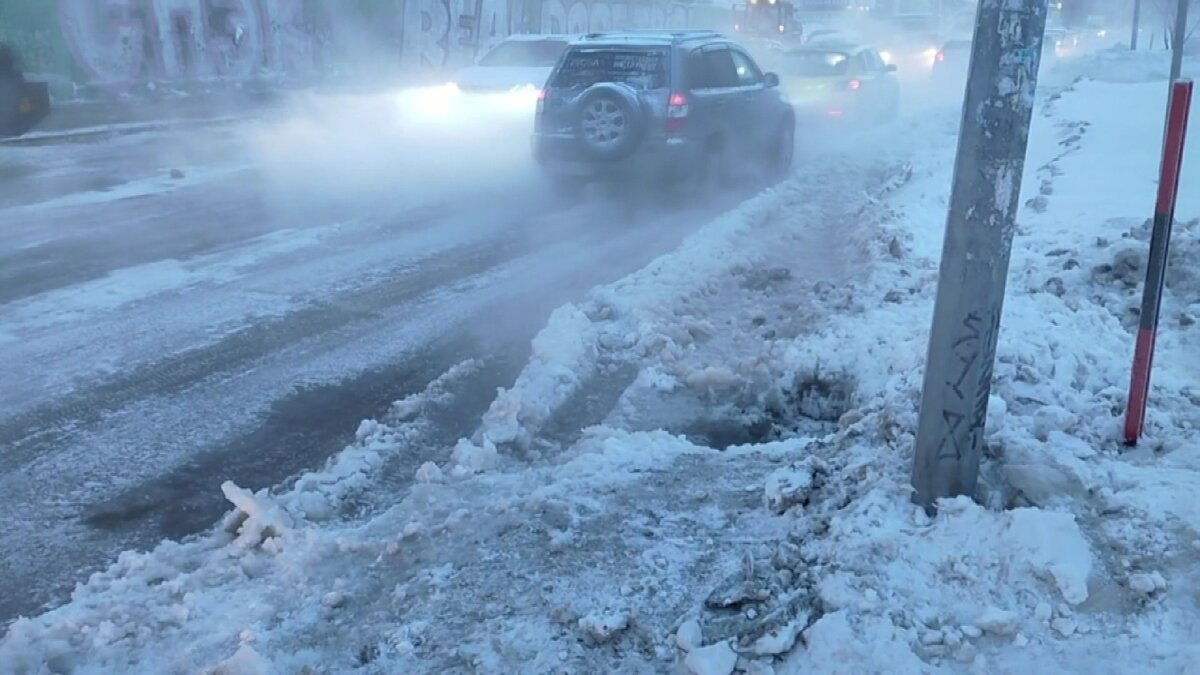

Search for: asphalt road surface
xmin=0 ymin=100 xmax=752 ymax=625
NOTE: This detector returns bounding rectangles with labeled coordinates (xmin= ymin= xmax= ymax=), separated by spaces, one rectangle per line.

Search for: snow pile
xmin=767 ymin=78 xmax=1200 ymax=672
xmin=1060 ymin=46 xmax=1200 ymax=84
xmin=474 ymin=148 xmax=909 ymax=455
xmin=4 ymin=76 xmax=1200 ymax=673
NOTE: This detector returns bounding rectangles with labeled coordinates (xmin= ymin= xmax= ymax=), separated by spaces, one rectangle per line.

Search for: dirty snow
xmin=3 ymin=52 xmax=1200 ymax=674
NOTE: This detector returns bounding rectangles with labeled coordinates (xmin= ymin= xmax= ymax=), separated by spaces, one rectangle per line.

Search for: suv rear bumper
xmin=532 ymin=133 xmax=703 ymax=183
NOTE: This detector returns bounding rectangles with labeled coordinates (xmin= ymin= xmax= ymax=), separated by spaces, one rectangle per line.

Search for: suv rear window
xmin=551 ymin=48 xmax=669 ymax=90
xmin=782 ymin=51 xmax=849 ymax=76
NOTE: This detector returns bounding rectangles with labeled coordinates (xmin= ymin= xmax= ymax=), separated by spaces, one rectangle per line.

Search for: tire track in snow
xmin=0 ymin=194 xmax=723 ymax=626
xmin=0 ymin=226 xmax=528 ymax=473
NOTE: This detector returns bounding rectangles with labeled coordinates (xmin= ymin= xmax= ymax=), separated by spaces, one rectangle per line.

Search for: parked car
xmin=0 ymin=43 xmax=50 ymax=138
xmin=453 ymin=35 xmax=573 ymax=93
xmin=776 ymin=42 xmax=899 ymax=124
xmin=532 ymin=31 xmax=795 ymax=195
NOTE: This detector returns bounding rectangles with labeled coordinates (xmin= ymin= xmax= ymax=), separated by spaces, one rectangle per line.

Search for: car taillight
xmin=936 ymin=51 xmax=945 ymax=62
xmin=535 ymin=90 xmax=547 ymax=132
xmin=846 ymin=79 xmax=861 ymax=91
xmin=666 ymin=92 xmax=688 ymax=133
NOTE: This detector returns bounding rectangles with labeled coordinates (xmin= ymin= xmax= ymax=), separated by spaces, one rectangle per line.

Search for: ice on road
xmin=0 ymin=86 xmax=763 ymax=624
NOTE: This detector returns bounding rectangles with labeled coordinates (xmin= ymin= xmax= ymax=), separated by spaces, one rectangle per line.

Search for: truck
xmin=732 ymin=0 xmax=797 ymax=39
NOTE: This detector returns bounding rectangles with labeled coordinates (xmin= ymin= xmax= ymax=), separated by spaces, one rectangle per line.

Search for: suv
xmin=532 ymin=31 xmax=794 ymax=194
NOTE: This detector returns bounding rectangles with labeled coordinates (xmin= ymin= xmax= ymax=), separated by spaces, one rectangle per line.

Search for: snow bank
xmin=476 ymin=143 xmax=910 ymax=453
xmin=5 ymin=73 xmax=1200 ymax=674
xmin=771 ymin=78 xmax=1200 ymax=672
xmin=1059 ymin=46 xmax=1200 ymax=84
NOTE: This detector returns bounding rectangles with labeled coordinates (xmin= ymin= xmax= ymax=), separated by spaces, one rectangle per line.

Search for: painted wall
xmin=0 ymin=0 xmax=700 ymax=97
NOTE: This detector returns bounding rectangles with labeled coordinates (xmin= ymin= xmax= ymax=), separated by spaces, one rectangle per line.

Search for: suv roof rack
xmin=580 ymin=29 xmax=724 ymax=42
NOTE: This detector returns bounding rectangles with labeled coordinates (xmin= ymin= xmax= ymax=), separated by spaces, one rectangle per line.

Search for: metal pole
xmin=1124 ymin=80 xmax=1194 ymax=444
xmin=911 ymin=0 xmax=1048 ymax=513
xmin=1170 ymin=0 xmax=1190 ymax=81
xmin=1132 ymin=0 xmax=1142 ymax=50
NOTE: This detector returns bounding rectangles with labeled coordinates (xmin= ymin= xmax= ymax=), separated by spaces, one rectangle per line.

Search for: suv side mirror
xmin=886 ymin=63 xmax=898 ymax=72
xmin=764 ymin=72 xmax=780 ymax=88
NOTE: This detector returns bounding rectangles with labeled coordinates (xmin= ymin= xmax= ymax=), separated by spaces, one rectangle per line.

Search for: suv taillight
xmin=666 ymin=92 xmax=688 ymax=133
xmin=535 ymin=89 xmax=547 ymax=131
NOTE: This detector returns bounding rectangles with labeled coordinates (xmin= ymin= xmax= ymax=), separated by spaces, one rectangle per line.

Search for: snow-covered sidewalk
xmin=4 ymin=57 xmax=1200 ymax=674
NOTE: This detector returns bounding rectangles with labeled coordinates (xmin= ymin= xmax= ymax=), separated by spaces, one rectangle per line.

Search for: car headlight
xmin=501 ymin=85 xmax=541 ymax=109
xmin=880 ymin=50 xmax=893 ymax=64
xmin=409 ymin=82 xmax=461 ymax=119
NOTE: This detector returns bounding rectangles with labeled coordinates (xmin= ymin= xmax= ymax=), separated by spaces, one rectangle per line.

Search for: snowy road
xmin=6 ymin=48 xmax=1200 ymax=675
xmin=0 ymin=97 xmax=754 ymax=624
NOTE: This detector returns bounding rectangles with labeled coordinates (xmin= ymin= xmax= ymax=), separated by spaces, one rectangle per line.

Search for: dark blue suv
xmin=532 ymin=31 xmax=794 ymax=194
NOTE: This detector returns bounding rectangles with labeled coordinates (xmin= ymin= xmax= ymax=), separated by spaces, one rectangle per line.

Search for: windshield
xmin=479 ymin=40 xmax=568 ymax=68
xmin=783 ymin=51 xmax=850 ymax=76
xmin=551 ymin=48 xmax=669 ymax=90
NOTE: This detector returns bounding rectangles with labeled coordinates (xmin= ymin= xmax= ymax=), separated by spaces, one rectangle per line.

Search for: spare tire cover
xmin=573 ymin=83 xmax=646 ymax=162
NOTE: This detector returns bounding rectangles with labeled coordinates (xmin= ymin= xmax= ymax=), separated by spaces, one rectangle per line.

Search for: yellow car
xmin=774 ymin=42 xmax=900 ymax=124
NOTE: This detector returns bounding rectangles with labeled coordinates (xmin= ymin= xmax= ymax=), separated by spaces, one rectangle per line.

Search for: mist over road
xmin=0 ymin=86 xmax=761 ymax=625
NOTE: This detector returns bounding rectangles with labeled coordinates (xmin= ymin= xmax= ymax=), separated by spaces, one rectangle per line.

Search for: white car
xmin=453 ymin=35 xmax=573 ymax=93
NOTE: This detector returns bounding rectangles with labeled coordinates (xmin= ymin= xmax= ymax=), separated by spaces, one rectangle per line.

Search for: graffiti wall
xmin=53 ymin=0 xmax=314 ymax=86
xmin=0 ymin=0 xmax=698 ymax=97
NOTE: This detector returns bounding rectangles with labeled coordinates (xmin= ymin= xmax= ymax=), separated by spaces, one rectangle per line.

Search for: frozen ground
xmin=3 ymin=51 xmax=1200 ymax=673
xmin=0 ymin=86 xmax=767 ymax=624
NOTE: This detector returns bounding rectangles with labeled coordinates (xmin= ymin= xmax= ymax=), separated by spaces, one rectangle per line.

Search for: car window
xmin=730 ymin=50 xmax=763 ymax=85
xmin=852 ymin=52 xmax=872 ymax=73
xmin=863 ymin=50 xmax=886 ymax=71
xmin=689 ymin=48 xmax=740 ymax=89
xmin=782 ymin=50 xmax=849 ymax=76
xmin=687 ymin=50 xmax=710 ymax=89
xmin=479 ymin=40 xmax=568 ymax=68
xmin=551 ymin=48 xmax=669 ymax=90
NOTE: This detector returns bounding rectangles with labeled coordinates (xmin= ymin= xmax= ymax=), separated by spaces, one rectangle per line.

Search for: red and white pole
xmin=1124 ymin=79 xmax=1194 ymax=445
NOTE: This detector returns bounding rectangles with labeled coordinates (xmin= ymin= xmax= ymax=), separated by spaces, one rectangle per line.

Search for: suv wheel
xmin=575 ymin=84 xmax=645 ymax=162
xmin=687 ymin=140 xmax=725 ymax=202
xmin=766 ymin=117 xmax=795 ymax=179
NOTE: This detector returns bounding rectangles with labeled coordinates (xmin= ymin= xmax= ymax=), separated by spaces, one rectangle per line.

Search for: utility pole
xmin=1170 ymin=0 xmax=1190 ymax=81
xmin=1132 ymin=0 xmax=1142 ymax=50
xmin=911 ymin=0 xmax=1048 ymax=513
